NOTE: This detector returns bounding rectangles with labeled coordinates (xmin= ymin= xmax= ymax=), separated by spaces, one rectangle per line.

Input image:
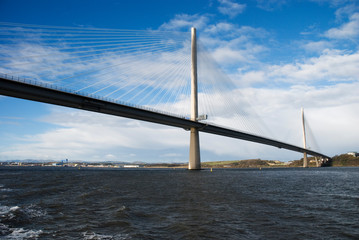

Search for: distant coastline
xmin=1 ymin=153 xmax=358 ymax=169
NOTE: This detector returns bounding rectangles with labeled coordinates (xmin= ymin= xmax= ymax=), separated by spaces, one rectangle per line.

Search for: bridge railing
xmin=0 ymin=73 xmax=190 ymax=121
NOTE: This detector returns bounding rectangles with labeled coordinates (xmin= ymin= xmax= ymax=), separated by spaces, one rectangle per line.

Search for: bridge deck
xmin=0 ymin=76 xmax=331 ymax=160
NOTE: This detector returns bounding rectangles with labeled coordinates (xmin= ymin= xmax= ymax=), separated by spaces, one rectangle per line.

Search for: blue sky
xmin=1 ymin=0 xmax=359 ymax=162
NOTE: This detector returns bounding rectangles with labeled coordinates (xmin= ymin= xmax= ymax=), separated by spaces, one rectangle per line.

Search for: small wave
xmin=0 ymin=184 xmax=13 ymax=192
xmin=115 ymin=205 xmax=130 ymax=219
xmin=0 ymin=222 xmax=42 ymax=239
xmin=0 ymin=204 xmax=46 ymax=239
xmin=82 ymin=231 xmax=131 ymax=240
xmin=0 ymin=205 xmax=20 ymax=219
xmin=314 ymin=193 xmax=359 ymax=200
xmin=335 ymin=193 xmax=359 ymax=200
xmin=10 ymin=206 xmax=20 ymax=211
xmin=1 ymin=204 xmax=47 ymax=223
xmin=116 ymin=206 xmax=126 ymax=212
xmin=22 ymin=205 xmax=47 ymax=219
xmin=3 ymin=227 xmax=43 ymax=239
xmin=0 ymin=223 xmax=11 ymax=236
xmin=0 ymin=188 xmax=13 ymax=192
xmin=83 ymin=231 xmax=113 ymax=240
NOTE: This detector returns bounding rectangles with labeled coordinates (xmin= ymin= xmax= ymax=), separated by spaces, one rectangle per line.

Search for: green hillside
xmin=201 ymin=159 xmax=288 ymax=168
xmin=330 ymin=154 xmax=359 ymax=167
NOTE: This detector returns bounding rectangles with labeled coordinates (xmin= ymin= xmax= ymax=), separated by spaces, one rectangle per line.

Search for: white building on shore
xmin=347 ymin=152 xmax=359 ymax=157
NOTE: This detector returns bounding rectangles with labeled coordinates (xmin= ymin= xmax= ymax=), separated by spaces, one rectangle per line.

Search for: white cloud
xmin=325 ymin=12 xmax=359 ymax=39
xmin=236 ymin=70 xmax=266 ymax=86
xmin=234 ymin=83 xmax=359 ymax=156
xmin=160 ymin=15 xmax=269 ymax=70
xmin=241 ymin=49 xmax=359 ymax=84
xmin=0 ymin=108 xmax=189 ymax=161
xmin=159 ymin=14 xmax=210 ymax=31
xmin=200 ymin=24 xmax=269 ymax=67
xmin=211 ymin=47 xmax=249 ymax=64
xmin=205 ymin=22 xmax=236 ymax=34
xmin=226 ymin=44 xmax=359 ymax=158
xmin=334 ymin=4 xmax=359 ymax=22
xmin=301 ymin=41 xmax=333 ymax=53
xmin=218 ymin=0 xmax=246 ymax=18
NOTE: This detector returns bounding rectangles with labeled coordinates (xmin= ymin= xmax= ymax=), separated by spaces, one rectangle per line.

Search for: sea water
xmin=0 ymin=166 xmax=358 ymax=239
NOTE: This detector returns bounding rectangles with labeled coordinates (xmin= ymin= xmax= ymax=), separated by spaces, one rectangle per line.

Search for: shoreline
xmin=1 ymin=154 xmax=358 ymax=169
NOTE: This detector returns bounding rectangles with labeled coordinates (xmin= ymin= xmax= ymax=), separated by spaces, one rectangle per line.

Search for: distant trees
xmin=200 ymin=154 xmax=359 ymax=168
xmin=331 ymin=154 xmax=359 ymax=167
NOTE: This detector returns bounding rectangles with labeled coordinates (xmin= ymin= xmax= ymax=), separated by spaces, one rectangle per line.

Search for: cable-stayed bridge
xmin=0 ymin=23 xmax=331 ymax=169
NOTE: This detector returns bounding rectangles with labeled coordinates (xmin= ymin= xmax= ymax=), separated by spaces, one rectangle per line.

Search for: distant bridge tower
xmin=302 ymin=107 xmax=308 ymax=168
xmin=188 ymin=27 xmax=201 ymax=170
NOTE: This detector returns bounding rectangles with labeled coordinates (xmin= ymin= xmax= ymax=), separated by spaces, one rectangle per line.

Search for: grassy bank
xmin=201 ymin=159 xmax=289 ymax=168
xmin=330 ymin=154 xmax=359 ymax=167
xmin=144 ymin=154 xmax=359 ymax=168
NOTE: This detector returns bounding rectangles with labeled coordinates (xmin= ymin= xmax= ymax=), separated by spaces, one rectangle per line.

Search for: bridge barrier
xmin=0 ymin=73 xmax=190 ymax=120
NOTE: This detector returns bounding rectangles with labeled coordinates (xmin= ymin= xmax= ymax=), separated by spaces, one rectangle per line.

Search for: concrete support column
xmin=188 ymin=27 xmax=201 ymax=170
xmin=189 ymin=128 xmax=201 ymax=169
xmin=303 ymin=152 xmax=308 ymax=168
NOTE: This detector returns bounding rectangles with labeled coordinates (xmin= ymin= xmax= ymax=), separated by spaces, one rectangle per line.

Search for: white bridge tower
xmin=188 ymin=27 xmax=201 ymax=170
xmin=302 ymin=107 xmax=308 ymax=168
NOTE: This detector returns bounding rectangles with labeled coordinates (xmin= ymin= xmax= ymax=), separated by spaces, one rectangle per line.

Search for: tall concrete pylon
xmin=302 ymin=107 xmax=308 ymax=168
xmin=188 ymin=27 xmax=201 ymax=170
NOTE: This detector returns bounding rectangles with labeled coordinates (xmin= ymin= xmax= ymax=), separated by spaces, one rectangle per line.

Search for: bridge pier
xmin=188 ymin=27 xmax=201 ymax=170
xmin=303 ymin=152 xmax=308 ymax=168
xmin=315 ymin=157 xmax=320 ymax=167
xmin=189 ymin=128 xmax=201 ymax=170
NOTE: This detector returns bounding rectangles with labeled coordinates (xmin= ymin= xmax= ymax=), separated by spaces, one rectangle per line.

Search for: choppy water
xmin=0 ymin=166 xmax=358 ymax=239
